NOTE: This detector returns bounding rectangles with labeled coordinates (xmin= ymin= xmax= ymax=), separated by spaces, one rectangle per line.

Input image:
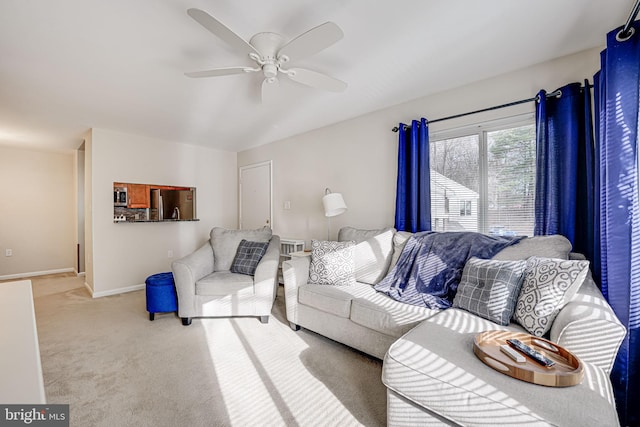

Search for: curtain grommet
xmin=616 ymin=26 xmax=635 ymax=42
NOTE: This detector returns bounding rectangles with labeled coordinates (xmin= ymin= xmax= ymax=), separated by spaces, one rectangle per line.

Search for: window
xmin=430 ymin=122 xmax=536 ymax=236
xmin=460 ymin=200 xmax=472 ymax=216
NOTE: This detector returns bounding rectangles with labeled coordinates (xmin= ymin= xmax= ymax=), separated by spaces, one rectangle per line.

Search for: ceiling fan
xmin=185 ymin=8 xmax=347 ymax=102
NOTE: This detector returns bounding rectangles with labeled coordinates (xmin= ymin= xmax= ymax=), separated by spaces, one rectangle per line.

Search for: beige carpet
xmin=27 ymin=274 xmax=386 ymax=427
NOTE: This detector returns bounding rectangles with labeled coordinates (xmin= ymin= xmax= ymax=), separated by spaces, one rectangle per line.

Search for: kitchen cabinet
xmin=127 ymin=184 xmax=150 ymax=208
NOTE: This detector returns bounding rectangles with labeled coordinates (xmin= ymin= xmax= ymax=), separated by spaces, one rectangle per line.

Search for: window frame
xmin=429 ymin=113 xmax=535 ymax=235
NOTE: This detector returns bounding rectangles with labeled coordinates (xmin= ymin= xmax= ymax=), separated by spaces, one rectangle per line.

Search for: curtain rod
xmin=391 ymin=89 xmax=564 ymax=132
xmin=618 ymin=0 xmax=640 ymax=41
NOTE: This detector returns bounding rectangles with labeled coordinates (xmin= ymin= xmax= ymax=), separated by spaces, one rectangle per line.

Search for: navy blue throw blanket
xmin=374 ymin=231 xmax=524 ymax=309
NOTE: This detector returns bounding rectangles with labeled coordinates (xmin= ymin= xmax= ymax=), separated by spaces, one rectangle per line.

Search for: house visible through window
xmin=429 ymin=121 xmax=536 ymax=236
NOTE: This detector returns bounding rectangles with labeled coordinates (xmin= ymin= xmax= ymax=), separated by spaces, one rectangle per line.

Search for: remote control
xmin=500 ymin=344 xmax=526 ymax=363
xmin=507 ymin=339 xmax=556 ymax=367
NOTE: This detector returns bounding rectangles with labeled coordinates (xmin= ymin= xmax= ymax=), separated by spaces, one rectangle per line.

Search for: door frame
xmin=239 ymin=160 xmax=273 ymax=230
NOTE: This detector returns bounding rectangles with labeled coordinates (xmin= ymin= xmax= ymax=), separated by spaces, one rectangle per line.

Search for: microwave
xmin=114 ymin=187 xmax=128 ymax=207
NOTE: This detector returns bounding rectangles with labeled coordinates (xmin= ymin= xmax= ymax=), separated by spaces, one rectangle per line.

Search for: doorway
xmin=239 ymin=161 xmax=273 ymax=230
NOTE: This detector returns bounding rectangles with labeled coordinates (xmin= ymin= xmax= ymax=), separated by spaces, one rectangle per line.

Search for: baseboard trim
xmin=91 ymin=283 xmax=145 ymax=298
xmin=0 ymin=268 xmax=75 ymax=282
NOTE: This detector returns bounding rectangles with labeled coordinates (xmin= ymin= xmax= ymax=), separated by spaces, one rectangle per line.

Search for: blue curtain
xmin=594 ymin=22 xmax=640 ymax=427
xmin=394 ymin=118 xmax=431 ymax=232
xmin=534 ymin=82 xmax=595 ymax=264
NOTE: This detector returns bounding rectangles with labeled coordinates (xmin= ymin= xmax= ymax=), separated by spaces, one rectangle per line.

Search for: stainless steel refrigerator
xmin=161 ymin=189 xmax=195 ymax=220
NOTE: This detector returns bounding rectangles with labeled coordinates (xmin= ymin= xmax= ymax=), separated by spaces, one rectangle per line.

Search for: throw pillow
xmin=308 ymin=240 xmax=356 ymax=286
xmin=230 ymin=239 xmax=270 ymax=276
xmin=210 ymin=226 xmax=272 ymax=271
xmin=452 ymin=257 xmax=527 ymax=326
xmin=338 ymin=227 xmax=395 ymax=285
xmin=513 ymin=257 xmax=590 ymax=337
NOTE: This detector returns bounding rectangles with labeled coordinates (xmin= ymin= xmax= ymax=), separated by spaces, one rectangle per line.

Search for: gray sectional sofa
xmin=282 ymin=227 xmax=626 ymax=426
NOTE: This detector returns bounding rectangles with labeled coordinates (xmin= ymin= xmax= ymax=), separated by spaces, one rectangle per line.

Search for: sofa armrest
xmin=282 ymin=255 xmax=311 ymax=326
xmin=253 ymin=236 xmax=281 ymax=302
xmin=171 ymin=242 xmax=214 ymax=316
xmin=550 ymin=273 xmax=626 ymax=374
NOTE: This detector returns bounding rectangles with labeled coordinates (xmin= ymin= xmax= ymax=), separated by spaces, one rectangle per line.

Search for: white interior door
xmin=239 ymin=161 xmax=272 ymax=230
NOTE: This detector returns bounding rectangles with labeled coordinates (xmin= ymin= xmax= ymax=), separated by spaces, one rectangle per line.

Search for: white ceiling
xmin=0 ymin=0 xmax=632 ymax=152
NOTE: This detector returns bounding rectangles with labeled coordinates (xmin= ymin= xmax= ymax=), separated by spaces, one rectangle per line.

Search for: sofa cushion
xmin=308 ymin=240 xmax=356 ymax=286
xmin=492 ymin=235 xmax=572 ymax=261
xmin=230 ymin=239 xmax=269 ymax=276
xmin=338 ymin=227 xmax=395 ymax=284
xmin=383 ymin=309 xmax=619 ymax=427
xmin=514 ymin=257 xmax=590 ymax=337
xmin=338 ymin=226 xmax=394 ymax=243
xmin=298 ymin=282 xmax=377 ymax=318
xmin=350 ymin=292 xmax=438 ymax=337
xmin=210 ymin=227 xmax=272 ymax=271
xmin=196 ymin=271 xmax=255 ymax=296
xmin=453 ymin=257 xmax=527 ymax=326
xmin=389 ymin=231 xmax=413 ymax=270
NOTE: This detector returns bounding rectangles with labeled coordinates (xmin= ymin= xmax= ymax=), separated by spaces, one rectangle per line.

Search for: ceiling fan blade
xmin=277 ymin=22 xmax=343 ymax=61
xmin=286 ymin=68 xmax=347 ymax=92
xmin=187 ymin=8 xmax=260 ymax=57
xmin=261 ymin=77 xmax=280 ymax=104
xmin=185 ymin=67 xmax=257 ymax=78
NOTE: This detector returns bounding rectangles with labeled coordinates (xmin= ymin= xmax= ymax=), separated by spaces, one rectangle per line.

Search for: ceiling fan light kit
xmin=185 ymin=8 xmax=347 ymax=102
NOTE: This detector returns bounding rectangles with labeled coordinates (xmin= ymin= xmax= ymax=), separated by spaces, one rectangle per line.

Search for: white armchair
xmin=171 ymin=227 xmax=280 ymax=325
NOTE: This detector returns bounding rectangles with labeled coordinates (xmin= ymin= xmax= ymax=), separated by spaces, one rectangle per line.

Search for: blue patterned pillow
xmin=308 ymin=240 xmax=356 ymax=286
xmin=230 ymin=239 xmax=269 ymax=276
xmin=453 ymin=257 xmax=527 ymax=325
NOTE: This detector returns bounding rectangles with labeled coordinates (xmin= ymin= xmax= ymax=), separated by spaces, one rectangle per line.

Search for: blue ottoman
xmin=145 ymin=272 xmax=178 ymax=321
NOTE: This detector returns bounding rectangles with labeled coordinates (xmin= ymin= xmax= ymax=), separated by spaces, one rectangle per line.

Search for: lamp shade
xmin=322 ymin=192 xmax=347 ymax=217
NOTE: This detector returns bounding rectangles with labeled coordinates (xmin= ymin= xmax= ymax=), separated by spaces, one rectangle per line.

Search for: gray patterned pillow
xmin=514 ymin=257 xmax=590 ymax=337
xmin=230 ymin=239 xmax=269 ymax=276
xmin=453 ymin=257 xmax=527 ymax=325
xmin=308 ymin=240 xmax=356 ymax=286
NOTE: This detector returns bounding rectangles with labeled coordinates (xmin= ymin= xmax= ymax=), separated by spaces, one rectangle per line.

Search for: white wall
xmin=0 ymin=146 xmax=75 ymax=278
xmin=86 ymin=128 xmax=237 ymax=296
xmin=238 ymin=47 xmax=602 ymax=246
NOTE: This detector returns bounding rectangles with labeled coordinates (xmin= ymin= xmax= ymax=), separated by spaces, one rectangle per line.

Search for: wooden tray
xmin=473 ymin=330 xmax=584 ymax=387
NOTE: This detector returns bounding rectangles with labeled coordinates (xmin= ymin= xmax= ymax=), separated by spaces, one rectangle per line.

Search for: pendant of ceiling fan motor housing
xmin=262 ymin=63 xmax=278 ymax=79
